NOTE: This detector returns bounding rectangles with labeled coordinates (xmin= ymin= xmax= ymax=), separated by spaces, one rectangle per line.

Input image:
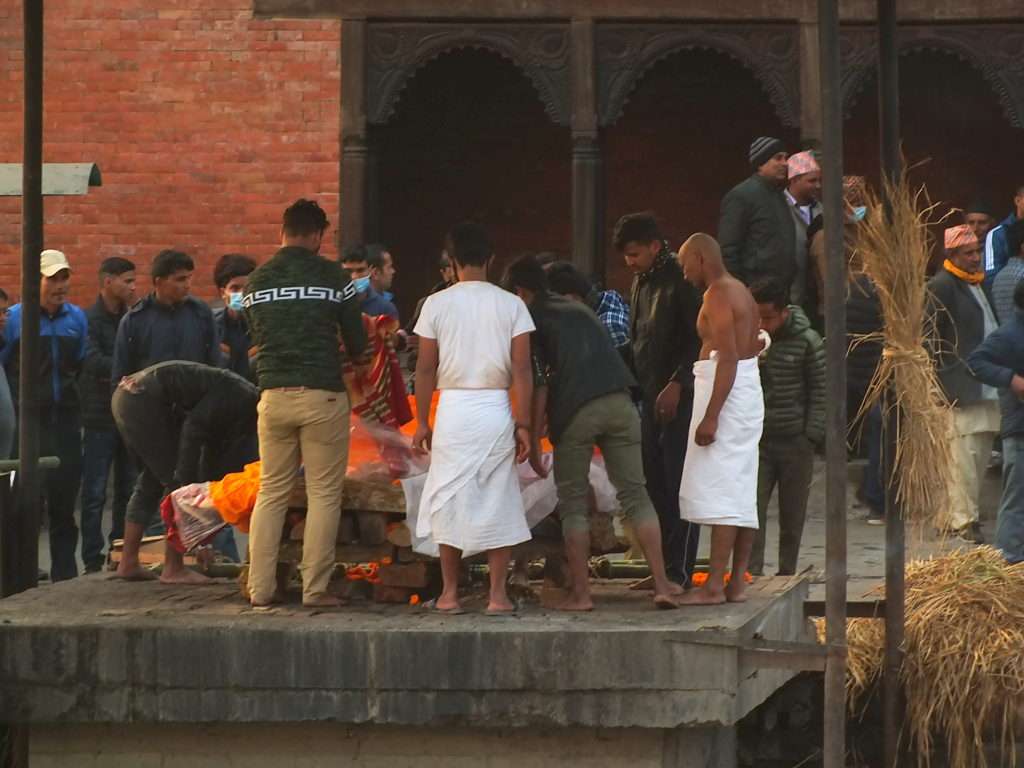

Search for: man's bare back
xmin=697 ymin=275 xmax=761 ymax=361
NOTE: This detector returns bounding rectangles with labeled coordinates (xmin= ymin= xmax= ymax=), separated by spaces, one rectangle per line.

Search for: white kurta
xmin=415 ymin=389 xmax=532 ymax=556
xmin=679 ymin=354 xmax=764 ymax=528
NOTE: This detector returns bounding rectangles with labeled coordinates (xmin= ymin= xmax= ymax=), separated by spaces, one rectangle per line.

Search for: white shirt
xmin=414 ymin=281 xmax=535 ymax=390
xmin=968 ymin=283 xmax=1000 ymax=401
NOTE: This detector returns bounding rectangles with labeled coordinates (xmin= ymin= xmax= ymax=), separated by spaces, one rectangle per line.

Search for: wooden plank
xmin=276 ymin=540 xmax=395 ymax=564
xmin=289 ymin=476 xmax=407 ymax=515
xmin=804 ymin=599 xmax=885 ymax=618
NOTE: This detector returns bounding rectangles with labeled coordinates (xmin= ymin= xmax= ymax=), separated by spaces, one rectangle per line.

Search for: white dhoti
xmin=679 ymin=355 xmax=764 ymax=528
xmin=416 ymin=388 xmax=532 ymax=556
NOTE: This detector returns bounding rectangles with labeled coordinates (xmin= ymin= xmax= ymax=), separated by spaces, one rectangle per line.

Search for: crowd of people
xmin=1 ymin=137 xmax=1021 ymax=604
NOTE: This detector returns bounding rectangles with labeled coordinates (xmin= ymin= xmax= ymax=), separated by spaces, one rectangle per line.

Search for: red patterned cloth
xmin=342 ymin=314 xmax=412 ymax=428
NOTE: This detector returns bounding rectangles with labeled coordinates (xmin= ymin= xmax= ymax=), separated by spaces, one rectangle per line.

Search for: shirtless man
xmin=676 ymin=233 xmax=765 ymax=605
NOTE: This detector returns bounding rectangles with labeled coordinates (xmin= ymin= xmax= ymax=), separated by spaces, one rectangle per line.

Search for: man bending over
xmin=676 ymin=233 xmax=765 ymax=605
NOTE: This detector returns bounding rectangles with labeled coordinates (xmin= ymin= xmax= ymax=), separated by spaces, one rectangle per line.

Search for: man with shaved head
xmin=676 ymin=234 xmax=765 ymax=604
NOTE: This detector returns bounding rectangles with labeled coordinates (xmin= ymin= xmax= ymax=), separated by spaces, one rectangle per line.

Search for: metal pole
xmin=14 ymin=0 xmax=44 ymax=597
xmin=817 ymin=2 xmax=847 ymax=766
xmin=877 ymin=1 xmax=905 ymax=766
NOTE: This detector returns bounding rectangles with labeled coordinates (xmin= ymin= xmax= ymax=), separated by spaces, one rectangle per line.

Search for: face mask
xmin=352 ymin=276 xmax=371 ymax=293
xmin=228 ymin=292 xmax=245 ymax=311
xmin=851 ymin=206 xmax=867 ymax=222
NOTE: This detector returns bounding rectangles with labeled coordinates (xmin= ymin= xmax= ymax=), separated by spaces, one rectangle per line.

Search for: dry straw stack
xmin=819 ymin=174 xmax=1024 ymax=766
xmin=820 ymin=548 xmax=1024 ymax=768
xmin=851 ymin=170 xmax=954 ymax=525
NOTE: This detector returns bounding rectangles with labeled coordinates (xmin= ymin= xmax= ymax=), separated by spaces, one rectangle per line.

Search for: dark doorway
xmin=376 ymin=48 xmax=571 ymax=321
xmin=844 ymin=48 xmax=1022 ymax=265
xmin=603 ymin=48 xmax=797 ymax=294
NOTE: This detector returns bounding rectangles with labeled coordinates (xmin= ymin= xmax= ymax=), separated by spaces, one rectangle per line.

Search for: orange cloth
xmin=208 ymin=461 xmax=262 ymax=533
xmin=943 ymin=258 xmax=984 ymax=285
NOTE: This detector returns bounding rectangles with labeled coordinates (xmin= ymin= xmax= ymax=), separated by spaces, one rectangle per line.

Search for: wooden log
xmin=288 ymin=476 xmax=407 ymax=515
xmin=356 ymin=511 xmax=388 ymax=545
xmin=378 ymin=562 xmax=434 ymax=589
xmin=276 ymin=540 xmax=395 ymax=565
xmin=372 ymin=583 xmax=416 ymax=604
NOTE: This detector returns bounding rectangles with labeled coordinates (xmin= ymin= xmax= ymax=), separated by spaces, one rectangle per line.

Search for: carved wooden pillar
xmin=340 ymin=19 xmax=373 ymax=249
xmin=571 ymin=19 xmax=603 ymax=281
xmin=799 ymin=19 xmax=823 ymax=143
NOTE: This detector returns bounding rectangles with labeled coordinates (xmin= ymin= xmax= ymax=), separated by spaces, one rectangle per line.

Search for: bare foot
xmin=302 ymin=595 xmax=348 ymax=609
xmin=114 ymin=563 xmax=157 ymax=581
xmin=653 ymin=593 xmax=679 ymax=610
xmin=676 ymin=586 xmax=727 ymax=606
xmin=724 ymin=582 xmax=749 ymax=603
xmin=160 ymin=568 xmax=213 ymax=585
xmin=555 ymin=595 xmax=594 ymax=612
xmin=486 ymin=598 xmax=516 ymax=615
xmin=251 ymin=593 xmax=285 ymax=609
xmin=666 ymin=581 xmax=686 ymax=597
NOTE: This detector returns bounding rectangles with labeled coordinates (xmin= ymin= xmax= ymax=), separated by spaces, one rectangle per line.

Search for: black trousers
xmin=640 ymin=397 xmax=700 ymax=586
xmin=40 ymin=408 xmax=83 ymax=582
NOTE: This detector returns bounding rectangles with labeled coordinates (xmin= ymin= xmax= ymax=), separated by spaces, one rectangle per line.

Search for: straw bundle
xmin=850 ymin=171 xmax=955 ymax=524
xmin=817 ymin=547 xmax=1024 ymax=767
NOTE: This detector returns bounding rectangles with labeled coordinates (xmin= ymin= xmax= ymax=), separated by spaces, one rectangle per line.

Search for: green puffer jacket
xmin=760 ymin=305 xmax=826 ymax=444
xmin=244 ymin=246 xmax=367 ymax=392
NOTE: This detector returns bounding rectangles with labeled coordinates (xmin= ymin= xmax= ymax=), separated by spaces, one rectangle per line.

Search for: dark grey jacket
xmin=927 ymin=269 xmax=997 ymax=407
xmin=81 ymin=297 xmax=126 ymax=430
xmin=718 ymin=174 xmax=797 ymax=288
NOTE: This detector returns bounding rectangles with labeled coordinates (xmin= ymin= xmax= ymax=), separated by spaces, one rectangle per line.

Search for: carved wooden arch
xmin=365 ymin=23 xmax=571 ymax=127
xmin=840 ymin=25 xmax=1024 ymax=129
xmin=596 ymin=24 xmax=800 ymax=129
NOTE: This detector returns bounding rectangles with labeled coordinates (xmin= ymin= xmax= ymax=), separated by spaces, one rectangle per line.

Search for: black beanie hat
xmin=749 ymin=136 xmax=786 ymax=170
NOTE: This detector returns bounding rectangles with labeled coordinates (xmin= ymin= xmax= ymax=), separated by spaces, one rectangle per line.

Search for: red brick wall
xmin=0 ymin=1 xmax=340 ymax=306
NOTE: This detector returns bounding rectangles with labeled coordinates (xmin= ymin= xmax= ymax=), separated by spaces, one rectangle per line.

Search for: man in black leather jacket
xmin=615 ymin=212 xmax=703 ymax=587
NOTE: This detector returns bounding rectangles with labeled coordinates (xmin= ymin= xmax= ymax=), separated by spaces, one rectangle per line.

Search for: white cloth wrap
xmin=412 ymin=388 xmax=532 ymax=556
xmin=679 ymin=355 xmax=764 ymax=528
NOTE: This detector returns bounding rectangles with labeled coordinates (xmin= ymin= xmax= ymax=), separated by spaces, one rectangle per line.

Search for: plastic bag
xmin=161 ymin=482 xmax=226 ymax=554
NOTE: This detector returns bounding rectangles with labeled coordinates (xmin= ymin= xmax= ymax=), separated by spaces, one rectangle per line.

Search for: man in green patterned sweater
xmin=243 ymin=199 xmax=367 ymax=608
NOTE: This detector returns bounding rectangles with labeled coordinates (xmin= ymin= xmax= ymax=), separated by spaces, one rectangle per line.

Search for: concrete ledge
xmin=30 ymin=723 xmax=740 ymax=768
xmin=0 ymin=576 xmax=811 ymax=731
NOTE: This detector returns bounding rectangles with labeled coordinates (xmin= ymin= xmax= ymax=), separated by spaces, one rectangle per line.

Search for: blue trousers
xmin=996 ymin=436 xmax=1024 ymax=564
xmin=80 ymin=427 xmax=137 ymax=570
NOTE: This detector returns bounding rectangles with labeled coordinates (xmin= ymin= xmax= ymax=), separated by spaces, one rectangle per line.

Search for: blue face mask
xmin=228 ymin=292 xmax=245 ymax=311
xmin=352 ymin=276 xmax=371 ymax=293
xmin=851 ymin=206 xmax=868 ymax=222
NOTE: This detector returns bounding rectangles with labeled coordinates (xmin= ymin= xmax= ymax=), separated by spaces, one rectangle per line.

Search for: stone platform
xmin=0 ymin=575 xmax=815 ymax=767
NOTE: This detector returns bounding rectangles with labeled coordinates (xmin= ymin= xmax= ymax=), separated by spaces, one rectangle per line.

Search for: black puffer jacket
xmin=760 ymin=305 xmax=827 ymax=444
xmin=81 ymin=297 xmax=126 ymax=430
xmin=628 ymin=247 xmax=702 ymax=406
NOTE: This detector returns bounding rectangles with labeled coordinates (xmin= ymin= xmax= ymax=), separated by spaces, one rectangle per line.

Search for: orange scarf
xmin=943 ymin=259 xmax=984 ymax=285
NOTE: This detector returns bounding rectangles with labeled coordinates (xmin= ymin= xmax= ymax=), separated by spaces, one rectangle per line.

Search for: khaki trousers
xmin=247 ymin=388 xmax=349 ymax=604
xmin=942 ymin=400 xmax=1000 ymax=532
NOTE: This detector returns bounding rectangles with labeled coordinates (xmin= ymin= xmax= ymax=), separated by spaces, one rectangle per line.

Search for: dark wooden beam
xmin=254 ymin=0 xmax=1024 ymax=22
xmin=570 ymin=19 xmax=602 ymax=281
xmin=340 ymin=19 xmax=368 ymax=249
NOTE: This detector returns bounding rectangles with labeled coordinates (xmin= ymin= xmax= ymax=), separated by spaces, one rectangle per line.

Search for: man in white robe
xmin=413 ymin=222 xmax=535 ymax=615
xmin=676 ymin=234 xmax=765 ymax=605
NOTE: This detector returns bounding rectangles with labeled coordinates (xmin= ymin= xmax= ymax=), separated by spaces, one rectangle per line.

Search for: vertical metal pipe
xmin=877 ymin=2 xmax=905 ymax=766
xmin=817 ymin=2 xmax=847 ymax=766
xmin=15 ymin=0 xmax=44 ymax=596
